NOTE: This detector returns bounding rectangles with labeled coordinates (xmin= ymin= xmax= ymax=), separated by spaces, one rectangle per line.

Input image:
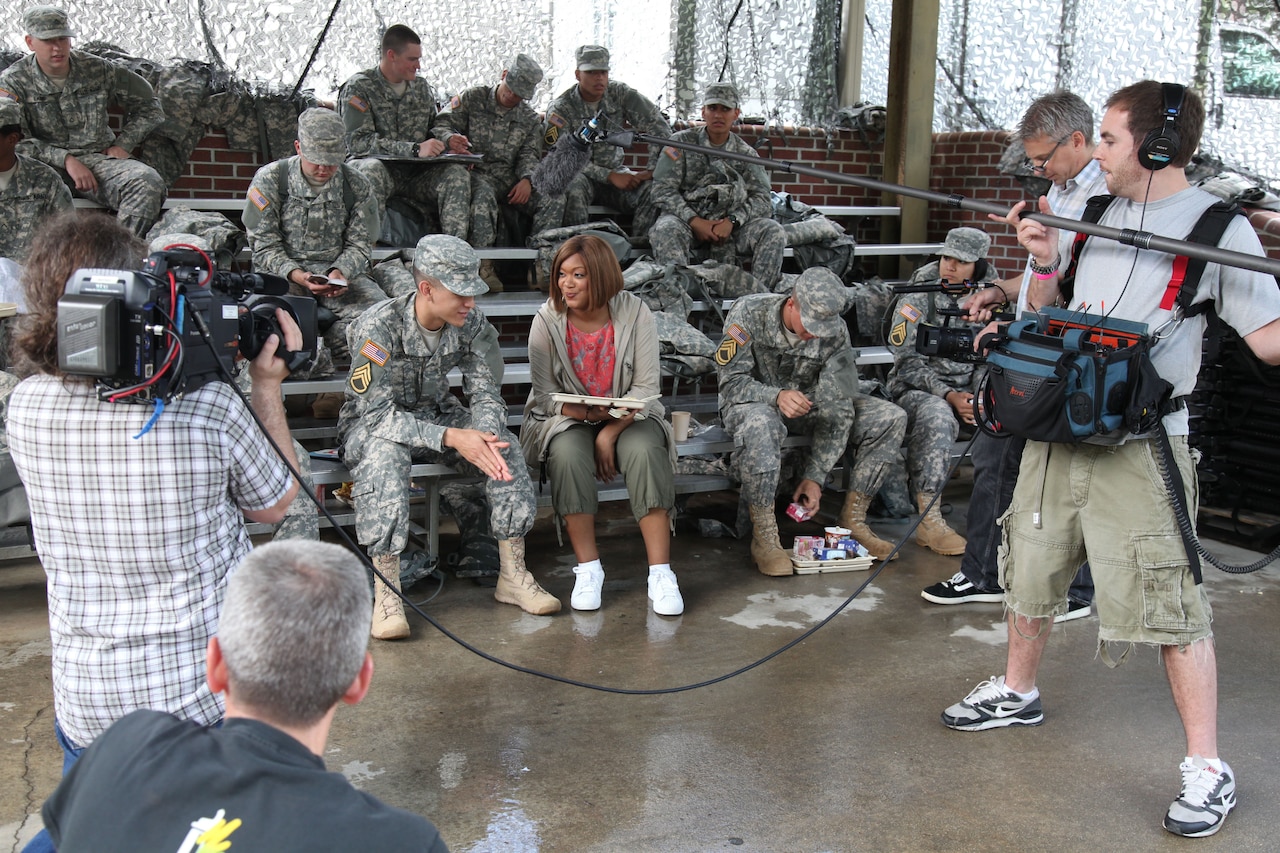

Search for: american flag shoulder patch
xmin=348 ymin=95 xmax=369 ymax=113
xmin=449 ymin=95 xmax=461 ymax=109
xmin=663 ymin=146 xmax=681 ymax=161
xmin=727 ymin=323 xmax=750 ymax=345
xmin=360 ymin=339 xmax=390 ymax=366
xmin=548 ymin=112 xmax=566 ymax=128
xmin=899 ymin=303 xmax=922 ymax=323
xmin=248 ymin=187 xmax=269 ymax=211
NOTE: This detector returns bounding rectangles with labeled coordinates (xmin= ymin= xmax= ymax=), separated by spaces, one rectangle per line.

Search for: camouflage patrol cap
xmin=296 ymin=108 xmax=346 ymax=166
xmin=575 ymin=45 xmax=610 ymax=72
xmin=23 ymin=6 xmax=73 ymax=40
xmin=503 ymin=53 xmax=544 ymax=101
xmin=0 ymin=100 xmax=21 ymax=129
xmin=413 ymin=235 xmax=488 ymax=297
xmin=940 ymin=227 xmax=990 ymax=262
xmin=793 ymin=267 xmax=848 ymax=339
xmin=703 ymin=82 xmax=740 ymax=110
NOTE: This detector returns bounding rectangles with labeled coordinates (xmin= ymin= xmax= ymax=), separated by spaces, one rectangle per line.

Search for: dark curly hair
xmin=12 ymin=211 xmax=144 ymax=379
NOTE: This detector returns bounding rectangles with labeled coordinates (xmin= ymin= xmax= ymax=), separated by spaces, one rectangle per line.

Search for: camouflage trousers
xmin=68 ymin=153 xmax=166 ymax=238
xmin=649 ymin=213 xmax=786 ymax=289
xmin=271 ymin=439 xmax=319 ymax=541
xmin=724 ymin=392 xmax=906 ymax=505
xmin=895 ymin=389 xmax=963 ymax=495
xmin=314 ymin=273 xmax=390 ymax=360
xmin=345 ymin=413 xmax=537 ymax=557
xmin=347 ymin=158 xmax=470 ymax=242
xmin=231 ymin=370 xmax=318 ymax=540
xmin=558 ymin=174 xmax=658 ymax=237
xmin=467 ymin=172 xmax=561 ymax=247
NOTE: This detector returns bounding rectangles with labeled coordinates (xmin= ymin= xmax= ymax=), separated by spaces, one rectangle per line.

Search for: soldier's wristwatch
xmin=727 ymin=214 xmax=741 ymax=228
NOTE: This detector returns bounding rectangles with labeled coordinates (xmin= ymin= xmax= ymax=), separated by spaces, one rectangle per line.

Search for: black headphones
xmin=1137 ymin=82 xmax=1185 ymax=171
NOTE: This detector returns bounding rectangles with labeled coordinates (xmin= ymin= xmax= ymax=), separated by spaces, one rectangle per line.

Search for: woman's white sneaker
xmin=648 ymin=567 xmax=684 ymax=616
xmin=570 ymin=564 xmax=604 ymax=611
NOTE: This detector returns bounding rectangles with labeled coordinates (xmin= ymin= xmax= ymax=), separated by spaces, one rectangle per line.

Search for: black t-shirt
xmin=43 ymin=711 xmax=449 ymax=852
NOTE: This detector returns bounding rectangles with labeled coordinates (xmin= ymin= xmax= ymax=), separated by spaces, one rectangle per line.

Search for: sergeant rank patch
xmin=888 ymin=321 xmax=908 ymax=347
xmin=349 ymin=362 xmax=373 ymax=394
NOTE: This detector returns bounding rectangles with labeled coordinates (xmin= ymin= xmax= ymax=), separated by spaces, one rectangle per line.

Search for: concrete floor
xmin=2 ymin=486 xmax=1279 ymax=853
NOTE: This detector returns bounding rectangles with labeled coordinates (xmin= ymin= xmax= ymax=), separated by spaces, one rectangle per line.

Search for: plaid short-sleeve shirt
xmin=8 ymin=376 xmax=293 ymax=747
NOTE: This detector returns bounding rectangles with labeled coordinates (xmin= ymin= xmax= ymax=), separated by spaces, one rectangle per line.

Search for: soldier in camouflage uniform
xmin=542 ymin=45 xmax=671 ymax=235
xmin=338 ymin=234 xmax=559 ymax=639
xmin=0 ymin=6 xmax=166 ymax=238
xmin=650 ymin=83 xmax=786 ymax=291
xmin=242 ymin=108 xmax=388 ymax=363
xmin=0 ymin=98 xmax=71 ymax=262
xmin=716 ymin=267 xmax=907 ymax=570
xmin=886 ymin=227 xmax=996 ymax=555
xmin=431 ymin=53 xmax=556 ymax=287
xmin=338 ymin=24 xmax=471 ymax=244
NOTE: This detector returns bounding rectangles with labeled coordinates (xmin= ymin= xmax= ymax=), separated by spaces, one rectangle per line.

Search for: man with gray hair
xmin=650 ymin=82 xmax=786 ymax=290
xmin=920 ymin=90 xmax=1101 ymax=615
xmin=715 ymin=267 xmax=907 ymax=571
xmin=36 ymin=542 xmax=450 ymax=851
xmin=243 ymin=107 xmax=391 ymax=365
xmin=0 ymin=5 xmax=167 ymax=238
xmin=432 ymin=54 xmax=554 ymax=290
xmin=339 ymin=234 xmax=559 ymax=639
xmin=541 ymin=45 xmax=671 ymax=234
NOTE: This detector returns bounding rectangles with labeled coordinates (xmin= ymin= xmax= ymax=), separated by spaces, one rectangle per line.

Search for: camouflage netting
xmin=2 ymin=0 xmax=1277 ymax=187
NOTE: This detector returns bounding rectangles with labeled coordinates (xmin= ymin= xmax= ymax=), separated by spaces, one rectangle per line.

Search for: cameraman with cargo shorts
xmin=7 ymin=212 xmax=299 ymax=851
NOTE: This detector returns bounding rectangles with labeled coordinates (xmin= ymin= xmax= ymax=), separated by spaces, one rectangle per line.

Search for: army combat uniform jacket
xmin=242 ymin=157 xmax=378 ymax=282
xmin=338 ymin=67 xmax=440 ymax=159
xmin=650 ymin=127 xmax=773 ymax=226
xmin=432 ymin=86 xmax=542 ymax=191
xmin=716 ymin=292 xmax=859 ymax=486
xmin=886 ymin=259 xmax=995 ymax=400
xmin=544 ymin=81 xmax=670 ymax=183
xmin=0 ymin=153 xmax=72 ymax=262
xmin=0 ymin=51 xmax=163 ymax=167
xmin=338 ymin=292 xmax=506 ymax=458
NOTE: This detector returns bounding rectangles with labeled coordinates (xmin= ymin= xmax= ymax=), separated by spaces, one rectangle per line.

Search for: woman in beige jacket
xmin=520 ymin=235 xmax=682 ymax=616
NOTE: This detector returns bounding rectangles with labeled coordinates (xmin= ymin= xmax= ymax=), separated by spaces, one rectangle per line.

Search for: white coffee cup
xmin=671 ymin=410 xmax=691 ymax=441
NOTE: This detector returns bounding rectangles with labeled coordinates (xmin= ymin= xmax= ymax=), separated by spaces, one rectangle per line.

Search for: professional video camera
xmin=889 ymin=278 xmax=1012 ymax=363
xmin=56 ymin=248 xmax=317 ymax=403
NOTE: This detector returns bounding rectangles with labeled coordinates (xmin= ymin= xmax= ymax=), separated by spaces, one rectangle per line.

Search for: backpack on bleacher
xmin=528 ymin=220 xmax=632 ymax=290
xmin=771 ymin=192 xmax=860 ymax=281
xmin=622 ymin=258 xmax=696 ymax=320
xmin=145 ymin=207 xmax=246 ymax=267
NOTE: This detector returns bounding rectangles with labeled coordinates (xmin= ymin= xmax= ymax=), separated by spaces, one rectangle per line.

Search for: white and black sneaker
xmin=922 ymin=571 xmax=1004 ymax=605
xmin=1053 ymin=599 xmax=1092 ymax=623
xmin=1164 ymin=757 xmax=1236 ymax=837
xmin=941 ymin=676 xmax=1044 ymax=731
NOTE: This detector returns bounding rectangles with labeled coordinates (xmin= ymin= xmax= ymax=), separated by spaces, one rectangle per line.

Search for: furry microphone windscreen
xmin=531 ymin=133 xmax=592 ymax=197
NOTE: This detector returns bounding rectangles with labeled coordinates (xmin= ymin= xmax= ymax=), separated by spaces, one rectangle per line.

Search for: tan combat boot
xmin=915 ymin=491 xmax=967 ymax=556
xmin=371 ymin=554 xmax=410 ymax=640
xmin=748 ymin=504 xmax=795 ymax=576
xmin=495 ymin=538 xmax=561 ymax=615
xmin=311 ymin=391 xmax=345 ymax=419
xmin=478 ymin=259 xmax=504 ymax=293
xmin=838 ymin=491 xmax=899 ymax=561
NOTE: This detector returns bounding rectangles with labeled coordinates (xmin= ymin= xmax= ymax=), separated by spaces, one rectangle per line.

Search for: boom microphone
xmin=531 ymin=111 xmax=606 ymax=198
